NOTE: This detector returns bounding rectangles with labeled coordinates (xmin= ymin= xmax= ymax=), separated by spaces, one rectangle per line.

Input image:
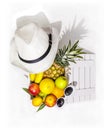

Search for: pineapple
xmin=43 ymin=40 xmax=85 ymax=80
xmin=44 ymin=62 xmax=65 ymax=80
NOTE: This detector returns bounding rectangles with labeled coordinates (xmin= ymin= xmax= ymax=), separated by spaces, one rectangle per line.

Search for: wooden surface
xmin=66 ymin=53 xmax=96 ymax=103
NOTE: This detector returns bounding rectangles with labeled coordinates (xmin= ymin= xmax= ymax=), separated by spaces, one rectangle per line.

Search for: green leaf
xmin=37 ymin=103 xmax=46 ymax=112
xmin=79 ymin=52 xmax=86 ymax=54
xmin=76 ymin=55 xmax=83 ymax=59
xmin=70 ymin=40 xmax=79 ymax=52
xmin=69 ymin=51 xmax=78 ymax=55
xmin=54 ymin=39 xmax=86 ymax=67
xmin=30 ymin=95 xmax=35 ymax=100
xmin=66 ymin=41 xmax=71 ymax=52
xmin=76 ymin=48 xmax=83 ymax=53
xmin=23 ymin=88 xmax=35 ymax=100
xmin=68 ymin=40 xmax=71 ymax=49
xmin=23 ymin=88 xmax=29 ymax=94
xmin=68 ymin=59 xmax=76 ymax=64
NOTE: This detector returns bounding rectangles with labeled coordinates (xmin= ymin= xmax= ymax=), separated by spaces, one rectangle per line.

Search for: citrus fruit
xmin=39 ymin=78 xmax=55 ymax=95
xmin=32 ymin=96 xmax=43 ymax=107
xmin=55 ymin=76 xmax=68 ymax=89
xmin=52 ymin=87 xmax=64 ymax=98
xmin=29 ymin=83 xmax=40 ymax=96
xmin=45 ymin=94 xmax=57 ymax=107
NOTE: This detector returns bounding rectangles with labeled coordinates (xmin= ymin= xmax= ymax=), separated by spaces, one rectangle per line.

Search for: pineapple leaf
xmin=70 ymin=40 xmax=79 ymax=52
xmin=76 ymin=48 xmax=83 ymax=53
xmin=55 ymin=40 xmax=85 ymax=67
xmin=76 ymin=55 xmax=83 ymax=59
xmin=69 ymin=40 xmax=71 ymax=49
xmin=79 ymin=51 xmax=86 ymax=54
xmin=69 ymin=60 xmax=76 ymax=64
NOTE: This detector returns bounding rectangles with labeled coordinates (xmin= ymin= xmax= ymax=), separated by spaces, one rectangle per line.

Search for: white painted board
xmin=66 ymin=53 xmax=96 ymax=103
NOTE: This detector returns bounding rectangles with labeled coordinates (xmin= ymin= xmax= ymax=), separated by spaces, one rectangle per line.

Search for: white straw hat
xmin=10 ymin=12 xmax=62 ymax=73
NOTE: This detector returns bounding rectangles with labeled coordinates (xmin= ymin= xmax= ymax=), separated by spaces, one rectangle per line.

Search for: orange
xmin=39 ymin=78 xmax=55 ymax=95
xmin=45 ymin=94 xmax=57 ymax=107
xmin=32 ymin=96 xmax=43 ymax=107
xmin=52 ymin=87 xmax=64 ymax=98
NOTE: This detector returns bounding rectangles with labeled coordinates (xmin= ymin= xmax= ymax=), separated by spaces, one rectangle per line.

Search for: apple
xmin=55 ymin=76 xmax=68 ymax=89
xmin=29 ymin=83 xmax=40 ymax=96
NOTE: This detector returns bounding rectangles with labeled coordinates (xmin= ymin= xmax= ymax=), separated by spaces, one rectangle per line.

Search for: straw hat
xmin=10 ymin=12 xmax=62 ymax=73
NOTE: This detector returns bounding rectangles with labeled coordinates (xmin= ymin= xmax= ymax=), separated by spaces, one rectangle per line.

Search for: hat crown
xmin=10 ymin=12 xmax=62 ymax=73
xmin=15 ymin=23 xmax=49 ymax=60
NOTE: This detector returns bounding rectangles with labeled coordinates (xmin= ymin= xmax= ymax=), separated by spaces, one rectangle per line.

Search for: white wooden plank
xmin=84 ymin=64 xmax=90 ymax=89
xmin=73 ymin=95 xmax=80 ymax=102
xmin=90 ymin=92 xmax=96 ymax=100
xmin=79 ymin=95 xmax=85 ymax=102
xmin=91 ymin=61 xmax=96 ymax=88
xmin=66 ymin=88 xmax=95 ymax=103
xmin=84 ymin=54 xmax=90 ymax=60
xmin=70 ymin=66 xmax=74 ymax=83
xmin=65 ymin=96 xmax=74 ymax=103
xmin=73 ymin=66 xmax=79 ymax=89
xmin=66 ymin=53 xmax=95 ymax=103
xmin=90 ymin=54 xmax=95 ymax=60
xmin=79 ymin=63 xmax=84 ymax=89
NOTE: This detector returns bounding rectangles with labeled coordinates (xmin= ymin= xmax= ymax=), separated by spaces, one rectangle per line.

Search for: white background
xmin=0 ymin=0 xmax=104 ymax=130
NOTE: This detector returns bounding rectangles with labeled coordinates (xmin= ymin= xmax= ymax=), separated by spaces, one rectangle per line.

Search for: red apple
xmin=28 ymin=83 xmax=40 ymax=96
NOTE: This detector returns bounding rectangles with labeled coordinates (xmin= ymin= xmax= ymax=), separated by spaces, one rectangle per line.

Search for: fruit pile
xmin=23 ymin=72 xmax=74 ymax=111
xmin=23 ymin=40 xmax=85 ymax=111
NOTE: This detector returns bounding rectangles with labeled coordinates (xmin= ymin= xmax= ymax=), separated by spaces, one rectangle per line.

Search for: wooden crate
xmin=65 ymin=52 xmax=96 ymax=103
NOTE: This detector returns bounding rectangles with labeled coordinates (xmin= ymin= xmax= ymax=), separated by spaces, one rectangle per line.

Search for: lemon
xmin=52 ymin=87 xmax=64 ymax=98
xmin=39 ymin=78 xmax=55 ymax=95
xmin=32 ymin=96 xmax=43 ymax=107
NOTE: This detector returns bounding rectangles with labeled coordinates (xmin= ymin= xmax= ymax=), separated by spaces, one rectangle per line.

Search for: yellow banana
xmin=29 ymin=73 xmax=36 ymax=82
xmin=35 ymin=72 xmax=44 ymax=83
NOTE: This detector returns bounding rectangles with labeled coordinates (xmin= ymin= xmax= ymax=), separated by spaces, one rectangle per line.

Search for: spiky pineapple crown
xmin=54 ymin=40 xmax=85 ymax=67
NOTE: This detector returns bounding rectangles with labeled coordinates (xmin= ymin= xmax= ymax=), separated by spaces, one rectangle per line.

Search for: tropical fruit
xmin=43 ymin=63 xmax=65 ymax=80
xmin=29 ymin=72 xmax=43 ymax=83
xmin=29 ymin=73 xmax=36 ymax=82
xmin=35 ymin=72 xmax=43 ymax=83
xmin=39 ymin=78 xmax=55 ymax=95
xmin=43 ymin=40 xmax=85 ymax=80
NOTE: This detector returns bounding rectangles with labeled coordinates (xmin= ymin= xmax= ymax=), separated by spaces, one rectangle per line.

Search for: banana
xmin=29 ymin=73 xmax=36 ymax=82
xmin=35 ymin=72 xmax=44 ymax=83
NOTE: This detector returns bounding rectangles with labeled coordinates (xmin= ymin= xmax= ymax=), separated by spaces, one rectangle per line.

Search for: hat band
xmin=18 ymin=34 xmax=52 ymax=64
